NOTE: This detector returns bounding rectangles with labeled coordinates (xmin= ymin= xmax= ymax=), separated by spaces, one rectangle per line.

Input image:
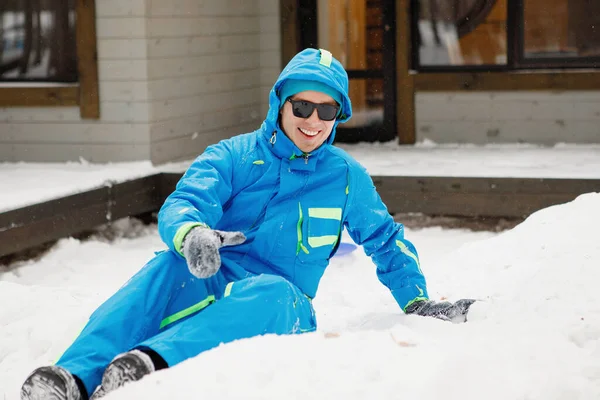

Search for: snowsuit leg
xmin=55 ymin=250 xmax=229 ymax=395
xmin=138 ymin=274 xmax=316 ymax=367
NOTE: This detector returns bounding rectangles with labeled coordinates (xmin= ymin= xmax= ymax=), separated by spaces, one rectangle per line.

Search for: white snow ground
xmin=1 ymin=194 xmax=599 ymax=399
xmin=1 ymin=142 xmax=599 ymax=399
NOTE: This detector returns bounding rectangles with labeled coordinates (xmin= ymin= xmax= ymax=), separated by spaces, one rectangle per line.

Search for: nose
xmin=306 ymin=108 xmax=321 ymax=122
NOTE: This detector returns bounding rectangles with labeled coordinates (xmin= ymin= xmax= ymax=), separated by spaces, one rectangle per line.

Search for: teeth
xmin=299 ymin=127 xmax=319 ymax=137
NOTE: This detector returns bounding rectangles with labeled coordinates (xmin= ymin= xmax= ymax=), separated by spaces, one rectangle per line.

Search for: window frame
xmin=412 ymin=0 xmax=600 ymax=72
xmin=0 ymin=0 xmax=99 ymax=119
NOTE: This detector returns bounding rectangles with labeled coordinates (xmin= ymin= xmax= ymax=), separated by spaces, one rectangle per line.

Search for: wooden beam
xmin=75 ymin=0 xmax=100 ymax=119
xmin=0 ymin=175 xmax=162 ymax=258
xmin=372 ymin=176 xmax=600 ymax=218
xmin=396 ymin=0 xmax=415 ymax=144
xmin=414 ymin=70 xmax=600 ymax=91
xmin=1 ymin=172 xmax=599 ymax=259
xmin=0 ymin=86 xmax=79 ymax=107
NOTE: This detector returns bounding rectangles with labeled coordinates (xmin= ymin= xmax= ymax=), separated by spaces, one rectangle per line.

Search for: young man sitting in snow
xmin=21 ymin=48 xmax=474 ymax=400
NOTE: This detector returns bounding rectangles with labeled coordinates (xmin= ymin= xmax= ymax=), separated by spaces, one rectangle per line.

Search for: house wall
xmin=0 ymin=0 xmax=282 ymax=164
xmin=416 ymin=92 xmax=600 ymax=144
xmin=0 ymin=0 xmax=152 ymax=163
xmin=147 ymin=0 xmax=281 ymax=164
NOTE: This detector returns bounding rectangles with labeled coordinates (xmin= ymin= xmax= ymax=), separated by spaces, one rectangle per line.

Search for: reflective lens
xmin=288 ymin=99 xmax=339 ymax=121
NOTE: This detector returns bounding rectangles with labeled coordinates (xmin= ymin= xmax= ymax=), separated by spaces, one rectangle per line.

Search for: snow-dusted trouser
xmin=55 ymin=250 xmax=316 ymax=396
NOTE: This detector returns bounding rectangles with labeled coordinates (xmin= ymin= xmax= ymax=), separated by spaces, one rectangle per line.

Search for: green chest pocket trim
xmin=307 ymin=207 xmax=342 ymax=248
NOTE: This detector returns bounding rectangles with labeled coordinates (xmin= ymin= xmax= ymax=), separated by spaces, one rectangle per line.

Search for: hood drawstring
xmin=270 ymin=130 xmax=277 ymax=145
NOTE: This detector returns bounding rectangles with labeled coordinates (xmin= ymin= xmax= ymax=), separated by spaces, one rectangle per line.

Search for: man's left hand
xmin=405 ymin=299 xmax=476 ymax=323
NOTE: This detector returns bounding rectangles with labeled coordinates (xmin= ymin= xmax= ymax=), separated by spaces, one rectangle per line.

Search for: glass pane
xmin=0 ymin=0 xmax=77 ymax=82
xmin=417 ymin=0 xmax=507 ymax=66
xmin=524 ymin=0 xmax=600 ymax=59
xmin=340 ymin=78 xmax=384 ymax=129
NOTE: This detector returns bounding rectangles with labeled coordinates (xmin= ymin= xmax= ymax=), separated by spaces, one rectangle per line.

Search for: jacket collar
xmin=263 ymin=124 xmax=324 ymax=172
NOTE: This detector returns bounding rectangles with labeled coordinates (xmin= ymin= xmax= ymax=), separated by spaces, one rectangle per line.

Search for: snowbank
xmin=1 ymin=193 xmax=599 ymax=399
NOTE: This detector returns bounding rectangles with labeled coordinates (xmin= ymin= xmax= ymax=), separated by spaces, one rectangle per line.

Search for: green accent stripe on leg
xmin=224 ymin=282 xmax=234 ymax=297
xmin=159 ymin=295 xmax=216 ymax=329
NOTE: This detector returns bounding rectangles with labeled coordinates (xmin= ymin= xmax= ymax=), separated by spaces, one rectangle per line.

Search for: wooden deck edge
xmin=0 ymin=174 xmax=163 ymax=258
xmin=1 ymin=173 xmax=599 ymax=258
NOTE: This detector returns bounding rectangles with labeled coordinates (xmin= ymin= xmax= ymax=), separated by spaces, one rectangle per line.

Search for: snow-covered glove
xmin=405 ymin=299 xmax=476 ymax=323
xmin=182 ymin=226 xmax=246 ymax=278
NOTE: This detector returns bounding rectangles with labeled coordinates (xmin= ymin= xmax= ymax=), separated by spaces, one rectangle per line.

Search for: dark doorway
xmin=297 ymin=0 xmax=397 ymax=143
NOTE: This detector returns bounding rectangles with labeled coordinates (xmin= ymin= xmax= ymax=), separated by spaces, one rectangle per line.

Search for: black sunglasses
xmin=287 ymin=98 xmax=340 ymax=121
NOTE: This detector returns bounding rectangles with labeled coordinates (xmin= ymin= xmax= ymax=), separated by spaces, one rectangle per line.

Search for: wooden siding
xmin=0 ymin=1 xmax=151 ymax=163
xmin=146 ymin=0 xmax=280 ymax=164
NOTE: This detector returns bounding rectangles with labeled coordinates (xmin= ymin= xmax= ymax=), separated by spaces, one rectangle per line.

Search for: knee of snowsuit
xmin=55 ymin=250 xmax=316 ymax=396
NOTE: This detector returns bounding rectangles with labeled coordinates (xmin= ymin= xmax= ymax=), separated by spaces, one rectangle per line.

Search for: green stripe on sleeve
xmin=174 ymin=222 xmax=208 ymax=256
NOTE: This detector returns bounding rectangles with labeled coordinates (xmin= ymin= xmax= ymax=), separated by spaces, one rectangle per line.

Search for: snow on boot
xmin=21 ymin=365 xmax=82 ymax=400
xmin=90 ymin=349 xmax=155 ymax=399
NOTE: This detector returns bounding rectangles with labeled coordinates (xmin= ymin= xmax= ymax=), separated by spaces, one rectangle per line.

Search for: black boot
xmin=90 ymin=350 xmax=155 ymax=399
xmin=21 ymin=366 xmax=82 ymax=400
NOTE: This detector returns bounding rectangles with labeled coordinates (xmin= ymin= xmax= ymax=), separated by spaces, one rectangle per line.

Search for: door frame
xmin=280 ymin=0 xmax=398 ymax=142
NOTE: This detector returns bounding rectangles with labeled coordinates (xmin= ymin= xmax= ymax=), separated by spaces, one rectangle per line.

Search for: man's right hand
xmin=182 ymin=226 xmax=246 ymax=279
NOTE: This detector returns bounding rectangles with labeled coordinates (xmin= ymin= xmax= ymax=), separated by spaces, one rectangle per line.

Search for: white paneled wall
xmin=147 ymin=0 xmax=281 ymax=164
xmin=0 ymin=1 xmax=152 ymax=162
xmin=416 ymin=92 xmax=600 ymax=145
xmin=0 ymin=0 xmax=282 ymax=164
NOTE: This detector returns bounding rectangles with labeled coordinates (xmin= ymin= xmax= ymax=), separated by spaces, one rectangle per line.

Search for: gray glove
xmin=405 ymin=299 xmax=476 ymax=323
xmin=182 ymin=226 xmax=246 ymax=278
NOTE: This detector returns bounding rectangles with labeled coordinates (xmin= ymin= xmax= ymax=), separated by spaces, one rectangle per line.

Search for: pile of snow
xmin=1 ymin=193 xmax=600 ymax=399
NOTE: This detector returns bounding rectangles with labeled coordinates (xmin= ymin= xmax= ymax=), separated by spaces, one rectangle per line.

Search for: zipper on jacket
xmin=270 ymin=130 xmax=277 ymax=145
xmin=302 ymin=153 xmax=309 ymax=164
xmin=248 ymin=186 xmax=278 ymax=230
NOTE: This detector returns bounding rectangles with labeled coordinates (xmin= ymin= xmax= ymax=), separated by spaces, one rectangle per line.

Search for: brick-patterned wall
xmin=148 ymin=0 xmax=281 ymax=164
xmin=416 ymin=92 xmax=600 ymax=144
xmin=0 ymin=0 xmax=152 ymax=163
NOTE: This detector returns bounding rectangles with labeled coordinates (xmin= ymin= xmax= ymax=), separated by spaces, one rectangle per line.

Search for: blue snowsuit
xmin=56 ymin=48 xmax=429 ymax=396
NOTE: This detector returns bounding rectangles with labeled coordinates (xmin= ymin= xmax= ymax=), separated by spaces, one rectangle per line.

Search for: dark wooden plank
xmin=372 ymin=176 xmax=600 ymax=217
xmin=158 ymin=173 xmax=182 ymax=201
xmin=396 ymin=0 xmax=415 ymax=144
xmin=0 ymin=188 xmax=109 ymax=257
xmin=1 ymin=173 xmax=598 ymax=258
xmin=0 ymin=86 xmax=79 ymax=107
xmin=0 ymin=175 xmax=164 ymax=258
xmin=0 ymin=187 xmax=108 ymax=227
xmin=75 ymin=0 xmax=100 ymax=119
xmin=110 ymin=175 xmax=163 ymax=220
xmin=413 ymin=71 xmax=600 ymax=92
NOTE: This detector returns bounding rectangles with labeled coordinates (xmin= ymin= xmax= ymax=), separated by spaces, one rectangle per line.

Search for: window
xmin=521 ymin=0 xmax=600 ymax=66
xmin=0 ymin=0 xmax=98 ymax=118
xmin=413 ymin=0 xmax=600 ymax=70
xmin=0 ymin=0 xmax=77 ymax=82
xmin=416 ymin=0 xmax=505 ymax=66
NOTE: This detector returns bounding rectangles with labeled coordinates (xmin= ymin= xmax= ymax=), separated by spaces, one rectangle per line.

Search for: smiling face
xmin=279 ymin=90 xmax=337 ymax=153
